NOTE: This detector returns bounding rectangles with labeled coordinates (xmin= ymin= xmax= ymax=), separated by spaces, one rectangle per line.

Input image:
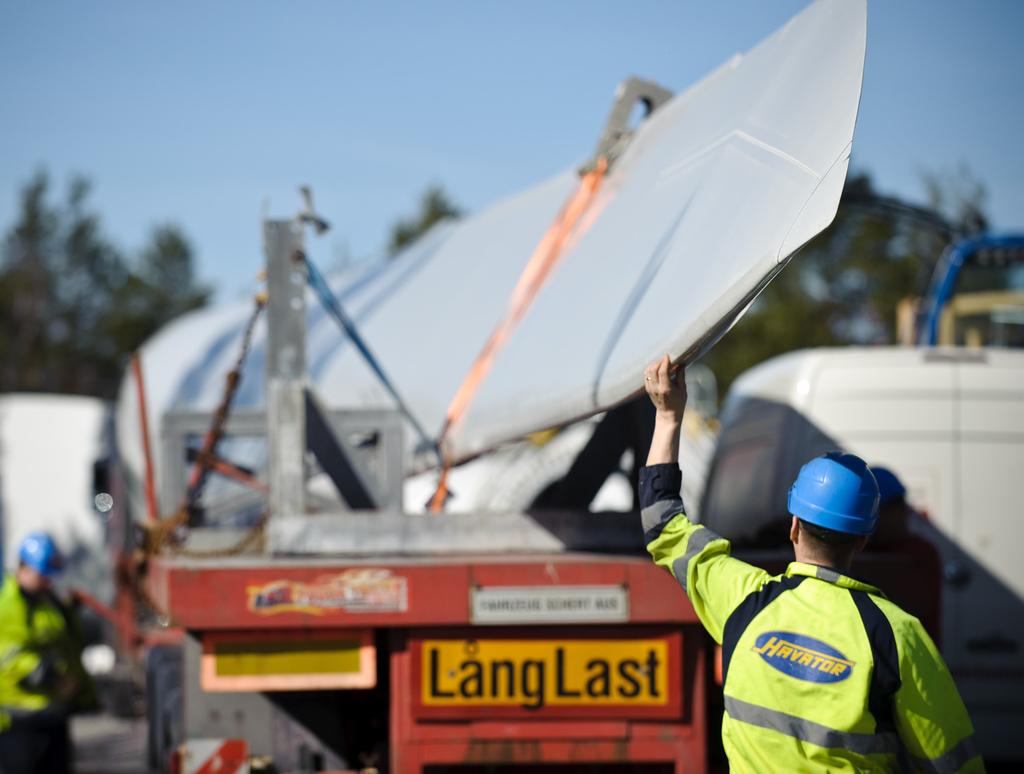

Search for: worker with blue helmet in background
xmin=871 ymin=466 xmax=906 ymax=506
xmin=639 ymin=355 xmax=981 ymax=773
xmin=869 ymin=465 xmax=944 ymax=643
xmin=0 ymin=531 xmax=96 ymax=774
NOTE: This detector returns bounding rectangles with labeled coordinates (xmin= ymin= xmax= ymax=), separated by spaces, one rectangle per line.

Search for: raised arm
xmin=641 ymin=355 xmax=769 ymax=642
xmin=643 ymin=354 xmax=684 ymax=465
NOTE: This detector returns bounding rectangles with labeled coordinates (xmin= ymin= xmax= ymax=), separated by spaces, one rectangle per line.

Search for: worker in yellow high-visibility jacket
xmin=641 ymin=355 xmax=982 ymax=773
xmin=0 ymin=532 xmax=96 ymax=774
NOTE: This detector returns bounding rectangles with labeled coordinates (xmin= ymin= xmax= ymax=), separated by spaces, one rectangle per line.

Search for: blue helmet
xmin=18 ymin=532 xmax=64 ymax=577
xmin=870 ymin=466 xmax=907 ymax=507
xmin=788 ymin=452 xmax=879 ymax=536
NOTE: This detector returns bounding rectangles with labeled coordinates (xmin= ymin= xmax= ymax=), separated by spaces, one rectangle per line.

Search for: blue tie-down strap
xmin=302 ymin=254 xmax=440 ymax=462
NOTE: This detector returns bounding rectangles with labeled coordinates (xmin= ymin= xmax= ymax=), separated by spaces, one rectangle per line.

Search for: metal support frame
xmin=162 ymin=405 xmax=647 ymax=556
xmin=587 ymin=76 xmax=674 ymax=172
xmin=305 ymin=389 xmax=376 ymax=509
xmin=160 ymin=407 xmax=405 ymax=522
xmin=264 ymin=219 xmax=308 ymax=525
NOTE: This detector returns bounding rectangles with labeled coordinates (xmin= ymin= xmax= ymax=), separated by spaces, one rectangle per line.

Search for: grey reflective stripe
xmin=911 ymin=735 xmax=980 ymax=773
xmin=671 ymin=526 xmax=722 ymax=592
xmin=641 ymin=497 xmax=684 ymax=540
xmin=815 ymin=566 xmax=842 ymax=583
xmin=724 ymin=696 xmax=901 ymax=757
xmin=0 ymin=645 xmax=27 ymax=669
xmin=0 ymin=705 xmax=41 ymax=719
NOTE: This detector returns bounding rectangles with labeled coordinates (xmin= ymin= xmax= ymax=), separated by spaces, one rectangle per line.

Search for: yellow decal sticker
xmin=422 ymin=638 xmax=668 ymax=709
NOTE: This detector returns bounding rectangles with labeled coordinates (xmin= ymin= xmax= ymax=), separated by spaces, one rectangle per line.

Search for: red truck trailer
xmin=146 ymin=553 xmax=709 ymax=773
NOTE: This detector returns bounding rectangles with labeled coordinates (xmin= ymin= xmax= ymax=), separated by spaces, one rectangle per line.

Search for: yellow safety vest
xmin=641 ymin=463 xmax=983 ymax=773
xmin=0 ymin=574 xmax=79 ymax=716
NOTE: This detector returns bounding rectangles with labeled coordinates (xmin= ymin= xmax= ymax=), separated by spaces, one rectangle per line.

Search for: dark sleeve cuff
xmin=639 ymin=463 xmax=682 ymax=510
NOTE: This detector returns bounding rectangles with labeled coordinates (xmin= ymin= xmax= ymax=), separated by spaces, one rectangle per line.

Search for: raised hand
xmin=643 ymin=354 xmax=686 ymax=422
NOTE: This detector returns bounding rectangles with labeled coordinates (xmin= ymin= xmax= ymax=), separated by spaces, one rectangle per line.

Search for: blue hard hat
xmin=18 ymin=532 xmax=64 ymax=577
xmin=870 ymin=466 xmax=907 ymax=507
xmin=788 ymin=452 xmax=879 ymax=536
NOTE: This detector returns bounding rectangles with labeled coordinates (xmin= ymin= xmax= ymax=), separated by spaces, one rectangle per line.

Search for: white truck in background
xmin=0 ymin=394 xmax=111 ymax=601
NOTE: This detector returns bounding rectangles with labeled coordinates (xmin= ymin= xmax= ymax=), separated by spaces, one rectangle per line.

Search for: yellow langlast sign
xmin=422 ymin=638 xmax=668 ymax=710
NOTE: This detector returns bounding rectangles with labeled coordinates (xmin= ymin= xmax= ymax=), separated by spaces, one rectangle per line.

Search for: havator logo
xmin=752 ymin=631 xmax=854 ymax=683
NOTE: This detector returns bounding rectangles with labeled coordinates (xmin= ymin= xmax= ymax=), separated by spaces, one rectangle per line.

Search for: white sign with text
xmin=471 ymin=585 xmax=629 ymax=624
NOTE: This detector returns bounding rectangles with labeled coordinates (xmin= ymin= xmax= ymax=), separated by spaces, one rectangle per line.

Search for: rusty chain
xmin=139 ymin=292 xmax=269 ymax=560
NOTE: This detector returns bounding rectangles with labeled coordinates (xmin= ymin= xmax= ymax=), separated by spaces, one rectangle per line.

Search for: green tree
xmin=0 ymin=170 xmax=210 ymax=398
xmin=99 ymin=223 xmax=209 ymax=394
xmin=387 ymin=185 xmax=462 ymax=256
xmin=921 ymin=164 xmax=988 ymax=235
xmin=137 ymin=223 xmax=210 ymax=318
xmin=0 ymin=171 xmax=65 ymax=392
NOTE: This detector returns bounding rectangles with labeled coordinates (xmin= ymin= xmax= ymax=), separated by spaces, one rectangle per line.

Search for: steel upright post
xmin=264 ymin=219 xmax=307 ymax=527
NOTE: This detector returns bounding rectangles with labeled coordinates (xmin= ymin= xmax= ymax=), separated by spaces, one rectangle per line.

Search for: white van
xmin=698 ymin=346 xmax=1024 ymax=762
xmin=0 ymin=394 xmax=111 ymax=598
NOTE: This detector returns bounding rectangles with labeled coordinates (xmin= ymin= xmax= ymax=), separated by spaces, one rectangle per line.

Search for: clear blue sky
xmin=2 ymin=0 xmax=1022 ymax=301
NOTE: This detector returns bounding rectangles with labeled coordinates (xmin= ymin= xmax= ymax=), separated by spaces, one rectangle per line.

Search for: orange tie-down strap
xmin=430 ymin=158 xmax=609 ymax=511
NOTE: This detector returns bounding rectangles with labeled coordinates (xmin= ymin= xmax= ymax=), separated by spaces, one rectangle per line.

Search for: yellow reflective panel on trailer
xmin=200 ymin=630 xmax=375 ymax=692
